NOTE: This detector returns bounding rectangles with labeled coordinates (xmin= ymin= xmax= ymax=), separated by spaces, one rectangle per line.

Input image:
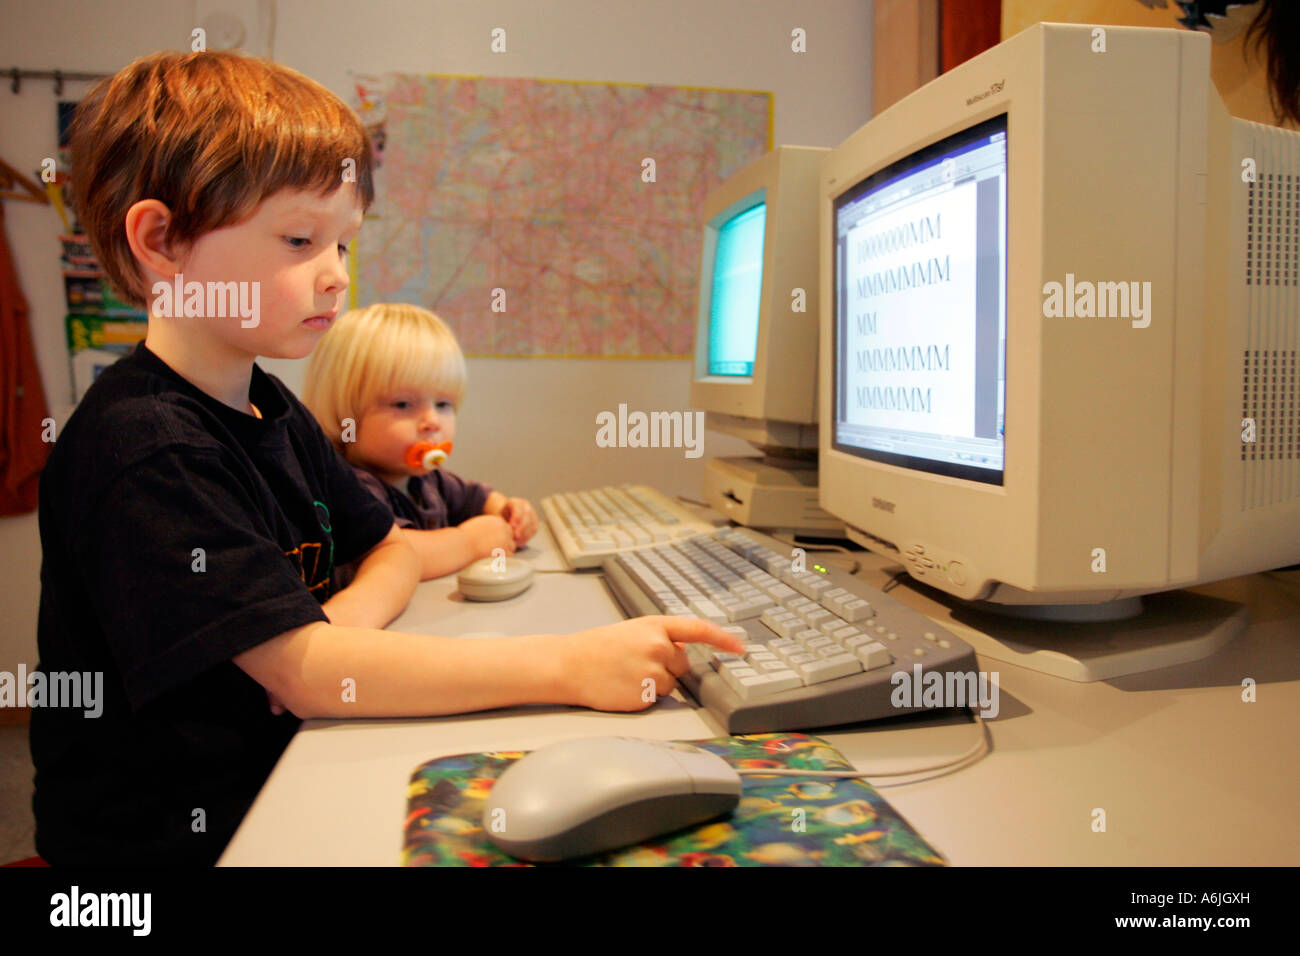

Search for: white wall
xmin=0 ymin=0 xmax=873 ymax=672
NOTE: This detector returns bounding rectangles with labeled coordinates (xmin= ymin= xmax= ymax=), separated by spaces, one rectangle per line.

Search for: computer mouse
xmin=457 ymin=556 xmax=534 ymax=601
xmin=481 ymin=736 xmax=742 ymax=862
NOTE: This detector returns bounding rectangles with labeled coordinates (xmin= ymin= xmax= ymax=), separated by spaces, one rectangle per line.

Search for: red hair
xmin=69 ymin=50 xmax=375 ymax=306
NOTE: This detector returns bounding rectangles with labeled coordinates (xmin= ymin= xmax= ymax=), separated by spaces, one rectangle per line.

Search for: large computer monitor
xmin=818 ymin=22 xmax=1300 ymax=676
xmin=690 ymin=146 xmax=843 ymax=534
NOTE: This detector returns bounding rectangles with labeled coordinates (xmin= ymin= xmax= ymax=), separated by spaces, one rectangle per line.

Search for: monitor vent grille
xmin=1240 ymin=349 xmax=1300 ymax=509
xmin=1246 ymin=174 xmax=1299 ymax=287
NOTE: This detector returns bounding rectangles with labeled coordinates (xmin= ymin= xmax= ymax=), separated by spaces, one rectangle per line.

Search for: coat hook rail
xmin=7 ymin=68 xmax=111 ymax=94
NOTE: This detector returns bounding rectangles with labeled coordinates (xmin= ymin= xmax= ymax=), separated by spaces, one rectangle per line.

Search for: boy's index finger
xmin=656 ymin=615 xmax=745 ymax=653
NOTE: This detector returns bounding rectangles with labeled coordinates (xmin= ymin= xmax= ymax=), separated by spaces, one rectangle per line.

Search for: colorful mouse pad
xmin=402 ymin=732 xmax=947 ymax=866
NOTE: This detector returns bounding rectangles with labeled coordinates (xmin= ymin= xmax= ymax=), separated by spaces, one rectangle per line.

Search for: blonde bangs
xmin=302 ymin=303 xmax=467 ymax=458
xmin=379 ymin=311 xmax=467 ymax=406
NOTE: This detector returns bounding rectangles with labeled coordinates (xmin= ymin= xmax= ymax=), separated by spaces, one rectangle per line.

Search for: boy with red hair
xmin=32 ymin=50 xmax=739 ymax=866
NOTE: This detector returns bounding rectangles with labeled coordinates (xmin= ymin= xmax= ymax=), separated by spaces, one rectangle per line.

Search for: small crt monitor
xmin=691 ymin=146 xmax=826 ymax=437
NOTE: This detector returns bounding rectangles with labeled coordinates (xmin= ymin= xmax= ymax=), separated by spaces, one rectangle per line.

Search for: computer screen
xmin=707 ymin=200 xmax=766 ymax=377
xmin=833 ymin=115 xmax=1007 ymax=484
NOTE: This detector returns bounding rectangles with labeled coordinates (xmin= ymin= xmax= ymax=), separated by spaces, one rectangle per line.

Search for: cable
xmin=734 ymin=712 xmax=988 ymax=783
xmin=880 ymin=570 xmax=911 ymax=593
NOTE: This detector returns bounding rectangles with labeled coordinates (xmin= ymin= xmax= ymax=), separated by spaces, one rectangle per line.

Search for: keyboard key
xmin=856 ymin=642 xmax=892 ymax=670
xmin=824 ymin=594 xmax=856 ymax=614
xmin=841 ymin=599 xmax=875 ymax=622
xmin=795 ymin=654 xmax=862 ymax=684
xmin=762 ymin=616 xmax=803 ymax=640
xmin=756 ymin=670 xmax=804 ymax=693
xmin=721 ymin=670 xmax=765 ymax=693
xmin=727 ymin=599 xmax=770 ymax=622
xmin=728 ymin=670 xmax=802 ymax=698
xmin=689 ymin=599 xmax=727 ymax=624
xmin=765 ymin=583 xmax=798 ymax=602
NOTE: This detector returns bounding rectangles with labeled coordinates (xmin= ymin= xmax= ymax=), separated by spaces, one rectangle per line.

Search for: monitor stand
xmin=875 ymin=570 xmax=1247 ymax=682
xmin=703 ymin=456 xmax=845 ymax=536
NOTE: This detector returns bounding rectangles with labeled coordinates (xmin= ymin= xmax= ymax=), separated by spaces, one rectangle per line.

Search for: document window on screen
xmin=833 ymin=114 xmax=1008 ymax=485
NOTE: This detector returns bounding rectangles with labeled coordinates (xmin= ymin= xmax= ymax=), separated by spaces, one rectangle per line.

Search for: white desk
xmin=219 ymin=519 xmax=1300 ymax=866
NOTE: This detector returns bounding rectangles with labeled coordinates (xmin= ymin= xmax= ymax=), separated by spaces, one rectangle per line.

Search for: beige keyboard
xmin=602 ymin=526 xmax=979 ymax=733
xmin=541 ymin=484 xmax=719 ymax=569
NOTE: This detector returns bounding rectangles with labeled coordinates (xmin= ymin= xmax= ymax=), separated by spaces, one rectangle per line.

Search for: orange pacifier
xmin=405 ymin=440 xmax=453 ymax=472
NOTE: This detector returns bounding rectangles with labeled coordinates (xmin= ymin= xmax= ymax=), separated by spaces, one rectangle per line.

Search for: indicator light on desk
xmin=405 ymin=440 xmax=453 ymax=472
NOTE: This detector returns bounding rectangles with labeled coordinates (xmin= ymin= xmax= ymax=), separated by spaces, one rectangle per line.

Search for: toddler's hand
xmin=500 ymin=497 xmax=539 ymax=546
xmin=460 ymin=514 xmax=516 ymax=559
xmin=557 ymin=615 xmax=744 ymax=712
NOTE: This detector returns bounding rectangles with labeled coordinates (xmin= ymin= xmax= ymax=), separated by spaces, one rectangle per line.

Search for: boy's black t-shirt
xmin=29 ymin=342 xmax=395 ymax=867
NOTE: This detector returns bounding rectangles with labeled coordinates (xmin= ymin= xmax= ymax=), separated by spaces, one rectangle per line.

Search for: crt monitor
xmin=819 ymin=23 xmax=1300 ymax=619
xmin=691 ymin=145 xmax=825 ymax=450
xmin=691 ymin=146 xmax=842 ymax=533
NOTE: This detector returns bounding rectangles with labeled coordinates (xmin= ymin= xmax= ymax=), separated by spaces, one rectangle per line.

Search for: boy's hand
xmin=499 ymin=497 xmax=539 ymax=546
xmin=460 ymin=514 xmax=516 ymax=559
xmin=557 ymin=616 xmax=745 ymax=712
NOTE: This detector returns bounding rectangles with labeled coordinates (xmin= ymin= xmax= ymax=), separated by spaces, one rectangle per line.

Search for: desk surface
xmin=220 ymin=516 xmax=1300 ymax=866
